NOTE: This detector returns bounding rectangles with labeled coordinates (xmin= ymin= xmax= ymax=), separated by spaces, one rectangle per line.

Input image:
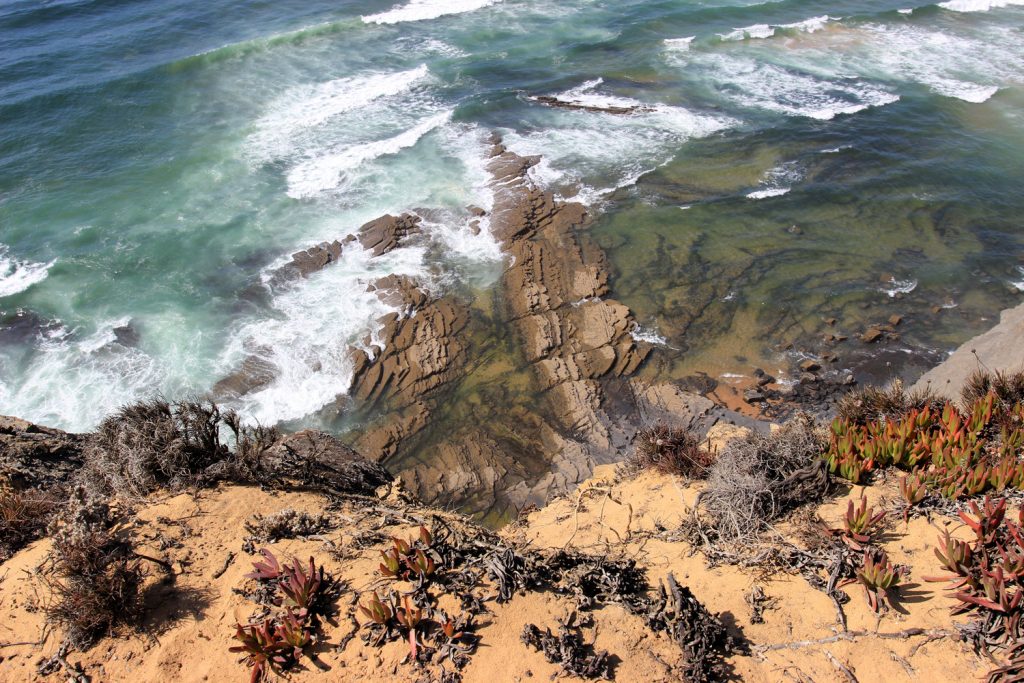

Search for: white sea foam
xmin=719 ymin=24 xmax=775 ymax=41
xmin=718 ymin=16 xmax=834 ymax=41
xmin=286 ymin=110 xmax=453 ymax=199
xmin=506 ymin=80 xmax=732 ymax=201
xmin=898 ymin=7 xmax=914 ymax=13
xmin=881 ymin=277 xmax=918 ymax=297
xmin=852 ymin=23 xmax=1017 ymax=103
xmin=779 ymin=15 xmax=835 ymax=32
xmin=747 ymin=161 xmax=802 ymax=198
xmin=746 ymin=187 xmax=791 ymax=199
xmin=938 ymin=0 xmax=1024 ymax=12
xmin=696 ymin=54 xmax=900 ymax=120
xmin=362 ymin=0 xmax=501 ymax=25
xmin=663 ymin=36 xmax=695 ymax=50
xmin=0 ymin=245 xmax=54 ymax=298
xmin=227 ymin=245 xmax=430 ymax=424
xmin=1012 ymin=266 xmax=1024 ymax=292
xmin=250 ymin=66 xmax=430 ymax=160
xmin=0 ymin=317 xmax=166 ymax=432
xmin=631 ymin=325 xmax=669 ymax=346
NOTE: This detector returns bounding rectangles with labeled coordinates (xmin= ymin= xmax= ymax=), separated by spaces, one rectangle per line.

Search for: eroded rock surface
xmin=358 ymin=213 xmax=422 ymax=257
xmin=0 ymin=416 xmax=86 ymax=491
xmin=210 ymin=138 xmax=755 ymax=522
xmin=262 ymin=429 xmax=393 ymax=496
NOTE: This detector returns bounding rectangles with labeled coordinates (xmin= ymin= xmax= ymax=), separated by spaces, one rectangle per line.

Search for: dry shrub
xmin=224 ymin=411 xmax=279 ymax=480
xmin=0 ymin=481 xmax=56 ymax=560
xmin=44 ymin=490 xmax=144 ymax=648
xmin=626 ymin=424 xmax=715 ymax=479
xmin=244 ymin=509 xmax=332 ymax=543
xmin=836 ymin=379 xmax=939 ymax=426
xmin=698 ymin=414 xmax=830 ymax=543
xmin=82 ymin=399 xmax=230 ymax=498
xmin=962 ymin=369 xmax=1024 ymax=412
xmin=81 ymin=399 xmax=280 ymax=500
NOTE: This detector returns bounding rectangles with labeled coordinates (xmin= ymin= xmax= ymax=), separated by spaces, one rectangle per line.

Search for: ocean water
xmin=1 ymin=0 xmax=1022 ymax=432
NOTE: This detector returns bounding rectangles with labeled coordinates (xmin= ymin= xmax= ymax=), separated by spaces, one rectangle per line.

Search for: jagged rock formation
xmin=529 ymin=95 xmax=653 ymax=116
xmin=488 ymin=142 xmax=650 ymax=452
xmin=211 ymin=137 xmax=756 ymax=522
xmin=262 ymin=429 xmax=392 ymax=496
xmin=0 ymin=416 xmax=85 ymax=491
xmin=357 ymin=213 xmax=422 ymax=257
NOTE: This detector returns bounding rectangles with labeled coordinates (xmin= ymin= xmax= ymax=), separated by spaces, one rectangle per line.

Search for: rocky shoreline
xmin=210 ymin=135 xmax=763 ymax=523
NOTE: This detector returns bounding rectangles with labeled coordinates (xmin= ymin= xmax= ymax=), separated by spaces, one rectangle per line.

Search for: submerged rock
xmin=529 ymin=94 xmax=652 ymax=116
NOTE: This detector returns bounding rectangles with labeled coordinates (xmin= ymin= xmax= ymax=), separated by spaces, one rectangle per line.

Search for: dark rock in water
xmin=212 ymin=353 xmax=277 ymax=400
xmin=358 ymin=213 xmax=422 ymax=257
xmin=0 ymin=308 xmax=63 ymax=346
xmin=861 ymin=328 xmax=883 ymax=344
xmin=113 ymin=322 xmax=140 ymax=347
xmin=265 ymin=238 xmax=350 ymax=288
xmin=0 ymin=416 xmax=86 ymax=492
xmin=467 ymin=205 xmax=487 ymax=217
xmin=756 ymin=374 xmax=775 ymax=387
xmin=529 ymin=95 xmax=652 ymax=116
xmin=290 ymin=240 xmax=346 ymax=278
xmin=799 ymin=359 xmax=821 ymax=373
xmin=676 ymin=373 xmax=718 ymax=395
xmin=744 ymin=389 xmax=766 ymax=403
xmin=262 ymin=429 xmax=392 ymax=496
xmin=752 ymin=368 xmax=765 ymax=378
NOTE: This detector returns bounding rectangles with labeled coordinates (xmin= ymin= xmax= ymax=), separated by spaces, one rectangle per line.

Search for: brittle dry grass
xmin=42 ymin=490 xmax=145 ymax=649
xmin=624 ymin=424 xmax=715 ymax=479
xmin=697 ymin=414 xmax=831 ymax=544
xmin=835 ymin=379 xmax=940 ymax=426
xmin=80 ymin=398 xmax=279 ymax=501
xmin=0 ymin=481 xmax=57 ymax=560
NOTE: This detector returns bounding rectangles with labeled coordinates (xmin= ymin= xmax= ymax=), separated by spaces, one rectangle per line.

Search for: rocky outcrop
xmin=261 ymin=429 xmax=392 ymax=496
xmin=912 ymin=301 xmax=1024 ymax=401
xmin=210 ymin=136 xmax=753 ymax=522
xmin=488 ymin=141 xmax=650 ymax=454
xmin=348 ymin=276 xmax=470 ymax=410
xmin=529 ymin=95 xmax=653 ymax=116
xmin=357 ymin=213 xmax=422 ymax=257
xmin=0 ymin=416 xmax=86 ymax=491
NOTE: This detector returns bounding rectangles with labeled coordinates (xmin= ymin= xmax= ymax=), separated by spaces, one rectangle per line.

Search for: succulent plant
xmin=230 ymin=618 xmax=288 ymax=683
xmin=856 ymin=551 xmax=906 ymax=613
xmin=245 ymin=548 xmax=283 ymax=581
xmin=277 ymin=556 xmax=323 ymax=617
xmin=842 ymin=497 xmax=886 ymax=548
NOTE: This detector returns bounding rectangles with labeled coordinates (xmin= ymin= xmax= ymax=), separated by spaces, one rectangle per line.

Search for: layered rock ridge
xmin=215 ymin=140 xmax=752 ymax=523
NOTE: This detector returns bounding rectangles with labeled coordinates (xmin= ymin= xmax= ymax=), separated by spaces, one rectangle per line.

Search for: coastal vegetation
xmin=1 ymin=369 xmax=1023 ymax=680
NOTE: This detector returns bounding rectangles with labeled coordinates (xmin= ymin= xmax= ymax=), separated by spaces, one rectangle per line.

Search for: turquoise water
xmin=1 ymin=0 xmax=1022 ymax=431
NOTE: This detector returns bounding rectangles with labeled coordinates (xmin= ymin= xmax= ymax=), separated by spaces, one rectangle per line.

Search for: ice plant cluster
xmin=359 ymin=526 xmax=477 ymax=668
xmin=826 ymin=394 xmax=1024 ymax=503
xmin=230 ymin=550 xmax=329 ymax=683
xmin=927 ymin=498 xmax=1024 ymax=651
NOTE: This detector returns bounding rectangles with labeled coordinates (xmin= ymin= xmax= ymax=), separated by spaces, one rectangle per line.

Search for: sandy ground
xmin=0 ymin=426 xmax=990 ymax=682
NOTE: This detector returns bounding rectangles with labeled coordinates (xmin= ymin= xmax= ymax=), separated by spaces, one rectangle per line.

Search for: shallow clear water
xmin=1 ymin=0 xmax=1022 ymax=431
